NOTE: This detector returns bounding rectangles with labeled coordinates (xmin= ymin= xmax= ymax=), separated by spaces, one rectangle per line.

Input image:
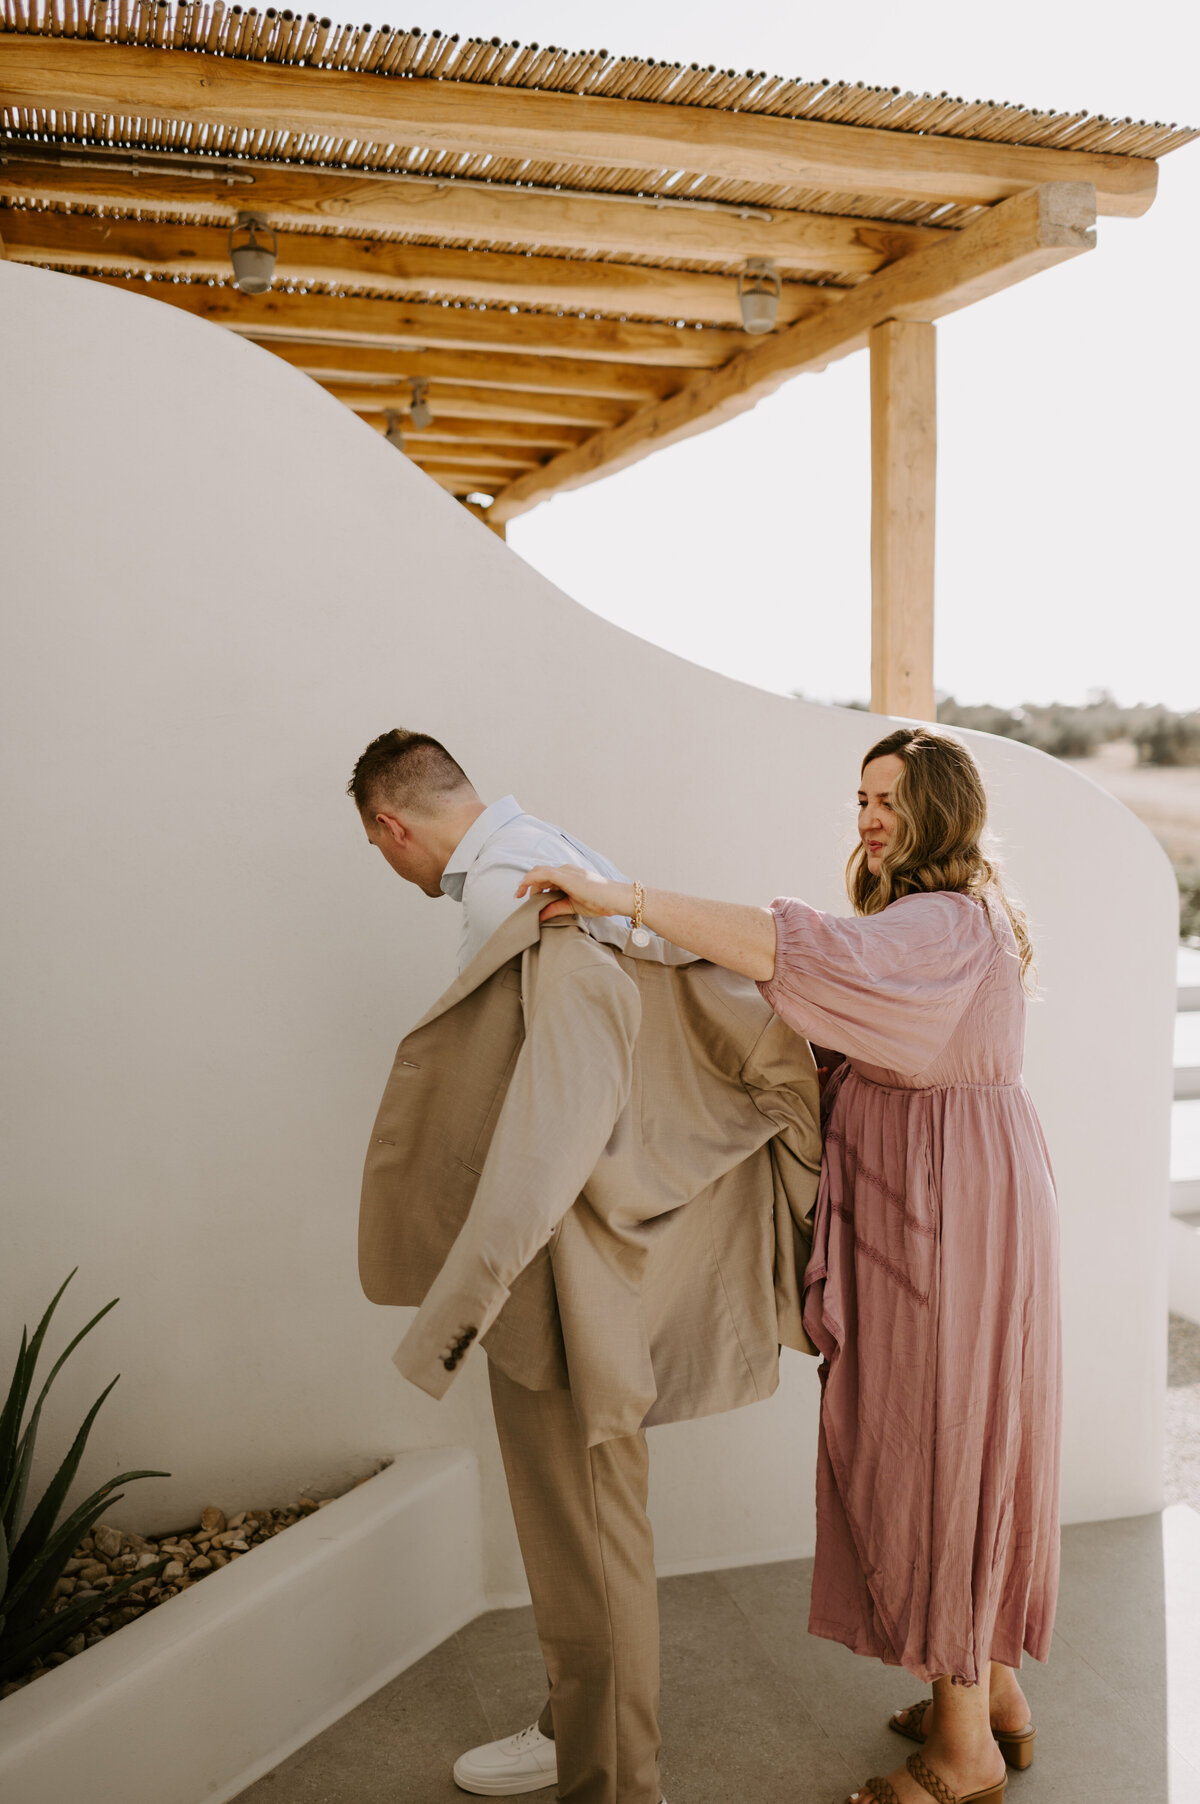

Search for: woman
xmin=515 ymin=727 xmax=1060 ymax=1804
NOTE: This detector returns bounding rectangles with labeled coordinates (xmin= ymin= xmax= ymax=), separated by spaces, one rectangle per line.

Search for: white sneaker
xmin=452 ymin=1720 xmax=558 ymax=1795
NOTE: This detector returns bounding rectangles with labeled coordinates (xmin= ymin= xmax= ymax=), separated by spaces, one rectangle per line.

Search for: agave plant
xmin=0 ymin=1271 xmax=169 ymax=1683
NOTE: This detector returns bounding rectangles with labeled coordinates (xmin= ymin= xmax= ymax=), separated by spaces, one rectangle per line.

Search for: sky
xmin=318 ymin=0 xmax=1199 ymax=709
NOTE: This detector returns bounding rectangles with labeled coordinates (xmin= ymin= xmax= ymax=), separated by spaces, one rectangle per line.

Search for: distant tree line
xmin=933 ymin=695 xmax=1200 ymax=938
xmin=934 ymin=693 xmax=1200 ymax=766
xmin=805 ymin=690 xmax=1200 ymax=938
xmin=1180 ymin=872 xmax=1200 ymax=943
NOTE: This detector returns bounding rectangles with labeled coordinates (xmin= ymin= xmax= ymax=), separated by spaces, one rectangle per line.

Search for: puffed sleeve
xmin=757 ymin=891 xmax=998 ymax=1076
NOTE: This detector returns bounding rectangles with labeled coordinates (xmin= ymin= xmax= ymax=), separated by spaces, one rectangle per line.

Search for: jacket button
xmin=443 ymin=1356 xmax=456 ymax=1370
xmin=463 ymin=1326 xmax=478 ymax=1342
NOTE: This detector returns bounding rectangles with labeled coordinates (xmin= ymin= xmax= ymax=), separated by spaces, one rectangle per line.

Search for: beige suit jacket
xmin=359 ymin=897 xmax=822 ymax=1444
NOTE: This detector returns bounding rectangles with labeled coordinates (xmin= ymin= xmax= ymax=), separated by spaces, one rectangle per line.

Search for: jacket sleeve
xmin=740 ymin=1009 xmax=823 ymax=1355
xmin=393 ymin=934 xmax=641 ymax=1399
xmin=740 ymin=1010 xmax=823 ymax=1190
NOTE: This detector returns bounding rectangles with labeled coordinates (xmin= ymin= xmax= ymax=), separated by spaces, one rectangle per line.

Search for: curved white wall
xmin=0 ymin=262 xmax=1177 ymax=1603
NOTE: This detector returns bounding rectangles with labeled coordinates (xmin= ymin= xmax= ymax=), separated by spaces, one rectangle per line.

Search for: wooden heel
xmin=996 ymin=1727 xmax=1036 ymax=1771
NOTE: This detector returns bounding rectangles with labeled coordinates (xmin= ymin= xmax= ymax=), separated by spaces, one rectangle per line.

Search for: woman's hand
xmin=515 ymin=869 xmax=776 ymax=980
xmin=515 ymin=865 xmax=635 ymax=924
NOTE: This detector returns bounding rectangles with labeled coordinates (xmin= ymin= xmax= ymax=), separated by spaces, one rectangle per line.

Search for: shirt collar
xmin=440 ymin=795 xmax=526 ymax=902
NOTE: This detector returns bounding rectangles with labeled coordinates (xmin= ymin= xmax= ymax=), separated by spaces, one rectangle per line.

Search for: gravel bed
xmin=1167 ymin=1312 xmax=1200 ymax=1511
xmin=1 ymin=1463 xmax=391 ymax=1699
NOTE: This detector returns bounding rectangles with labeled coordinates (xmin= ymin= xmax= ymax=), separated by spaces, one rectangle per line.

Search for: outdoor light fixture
xmin=408 ymin=379 xmax=433 ymax=431
xmin=229 ymin=212 xmax=277 ymax=294
xmin=383 ymin=410 xmax=406 ymax=450
xmin=737 ymin=258 xmax=782 ymax=335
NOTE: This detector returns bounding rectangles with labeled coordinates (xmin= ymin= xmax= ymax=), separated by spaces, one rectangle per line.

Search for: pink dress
xmin=759 ymin=890 xmax=1061 ymax=1684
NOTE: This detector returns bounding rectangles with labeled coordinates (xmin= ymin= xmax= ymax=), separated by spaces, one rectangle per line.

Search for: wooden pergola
xmin=2 ymin=11 xmax=1194 ymax=716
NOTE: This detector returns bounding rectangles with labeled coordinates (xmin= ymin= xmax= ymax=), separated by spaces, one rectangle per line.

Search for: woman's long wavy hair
xmin=847 ymin=726 xmax=1037 ymax=992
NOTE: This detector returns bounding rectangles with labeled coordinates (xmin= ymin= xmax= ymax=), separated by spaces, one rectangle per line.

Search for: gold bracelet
xmin=631 ymin=880 xmax=650 ymax=947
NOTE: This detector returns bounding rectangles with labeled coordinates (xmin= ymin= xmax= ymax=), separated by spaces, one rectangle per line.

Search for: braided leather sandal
xmin=847 ymin=1750 xmax=1007 ymax=1804
xmin=889 ymin=1699 xmax=1036 ymax=1772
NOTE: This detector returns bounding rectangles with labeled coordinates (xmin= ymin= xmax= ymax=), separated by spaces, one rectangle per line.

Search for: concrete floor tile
xmin=655 ymin=1572 xmax=857 ymax=1804
xmin=456 ymin=1602 xmax=542 ymax=1661
xmin=1051 ymin=1516 xmax=1170 ymax=1721
xmin=233 ymin=1513 xmax=1200 ymax=1803
xmin=1169 ymin=1751 xmax=1200 ymax=1804
xmin=455 ymin=1602 xmax=550 ymax=1737
xmin=1004 ymin=1631 xmax=1173 ymax=1803
xmin=714 ymin=1557 xmax=929 ymax=1777
xmin=1163 ymin=1505 xmax=1200 ymax=1774
xmin=235 ymin=1636 xmax=488 ymax=1804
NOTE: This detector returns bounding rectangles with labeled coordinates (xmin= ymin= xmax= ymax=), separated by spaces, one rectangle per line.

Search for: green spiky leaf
xmin=0 ymin=1277 xmax=169 ymax=1681
xmin=7 ymin=1376 xmax=121 ymax=1586
xmin=0 ymin=1557 xmax=168 ymax=1684
xmin=4 ymin=1471 xmax=169 ymax=1627
xmin=0 ymin=1273 xmax=78 ymax=1524
xmin=4 ymin=1297 xmax=119 ymax=1541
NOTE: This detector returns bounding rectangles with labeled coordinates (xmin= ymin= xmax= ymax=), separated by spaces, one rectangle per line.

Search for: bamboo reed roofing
xmin=2 ymin=4 xmax=1196 ymax=514
xmin=2 ymin=3 xmax=1194 ymax=162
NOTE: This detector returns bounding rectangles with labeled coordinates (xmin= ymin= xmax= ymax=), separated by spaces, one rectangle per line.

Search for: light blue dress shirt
xmin=440 ymin=795 xmax=629 ymax=973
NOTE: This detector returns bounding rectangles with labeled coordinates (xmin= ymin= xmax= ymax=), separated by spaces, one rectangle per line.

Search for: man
xmin=350 ymin=728 xmax=820 ymax=1804
xmin=351 ymin=727 xmax=651 ymax=1799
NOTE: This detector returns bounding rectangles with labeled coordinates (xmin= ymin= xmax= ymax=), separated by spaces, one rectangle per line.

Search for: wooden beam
xmin=403 ymin=445 xmax=540 ymax=471
xmin=489 ymin=183 xmax=1097 ymax=524
xmin=83 ymin=275 xmax=742 ymax=366
xmin=1 ymin=208 xmax=856 ymax=326
xmin=390 ymin=436 xmax=539 ymax=467
xmin=870 ymin=321 xmax=936 ymax=719
xmin=421 ymin=468 xmax=514 ymax=495
xmin=244 ymin=340 xmax=683 ymax=403
xmin=319 ymin=415 xmax=589 ymax=450
xmin=0 ymin=41 xmax=1158 ymax=217
xmin=321 ymin=382 xmax=628 ymax=429
xmin=0 ymin=154 xmax=947 ymax=271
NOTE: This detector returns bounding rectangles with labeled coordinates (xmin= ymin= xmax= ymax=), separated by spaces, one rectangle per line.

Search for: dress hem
xmin=806 ymin=1613 xmax=1051 ymax=1685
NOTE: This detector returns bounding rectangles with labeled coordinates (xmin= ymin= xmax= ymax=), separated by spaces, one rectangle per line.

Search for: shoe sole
xmin=452 ymin=1769 xmax=558 ymax=1797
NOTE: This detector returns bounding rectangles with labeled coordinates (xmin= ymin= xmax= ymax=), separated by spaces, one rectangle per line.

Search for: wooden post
xmin=870 ymin=319 xmax=936 ymax=719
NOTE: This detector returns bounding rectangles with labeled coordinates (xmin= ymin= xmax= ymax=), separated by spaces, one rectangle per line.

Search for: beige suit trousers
xmin=489 ymin=1360 xmax=661 ymax=1804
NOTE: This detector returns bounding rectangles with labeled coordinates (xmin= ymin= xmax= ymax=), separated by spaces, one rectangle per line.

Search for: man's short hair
xmin=348 ymin=729 xmax=475 ymax=817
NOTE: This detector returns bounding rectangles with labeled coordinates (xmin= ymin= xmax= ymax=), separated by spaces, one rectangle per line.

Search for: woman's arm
xmin=514 ymin=865 xmax=778 ymax=982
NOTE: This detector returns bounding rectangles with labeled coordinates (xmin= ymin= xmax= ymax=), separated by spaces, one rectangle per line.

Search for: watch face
xmin=631 ymin=927 xmax=651 ymax=948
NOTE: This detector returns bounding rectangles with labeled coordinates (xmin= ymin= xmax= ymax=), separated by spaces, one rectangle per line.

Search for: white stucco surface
xmin=0 ymin=261 xmax=1178 ymax=1605
xmin=0 ymin=1451 xmax=484 ymax=1804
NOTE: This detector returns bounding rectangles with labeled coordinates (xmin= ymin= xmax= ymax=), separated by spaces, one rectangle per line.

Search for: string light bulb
xmin=737 ymin=258 xmax=781 ymax=335
xmin=228 ymin=213 xmax=277 ymax=294
xmin=384 ymin=410 xmax=406 ymax=450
